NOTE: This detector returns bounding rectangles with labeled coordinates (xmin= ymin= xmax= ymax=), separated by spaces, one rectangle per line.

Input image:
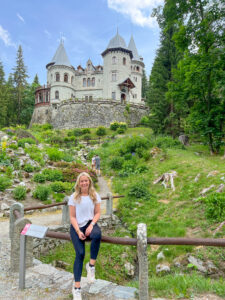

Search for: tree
xmin=0 ymin=61 xmax=8 ymax=127
xmin=13 ymin=45 xmax=28 ymax=124
xmin=168 ymin=0 xmax=225 ymax=153
xmin=147 ymin=0 xmax=183 ymax=136
xmin=141 ymin=69 xmax=148 ymax=99
xmin=33 ymin=73 xmax=40 ymax=85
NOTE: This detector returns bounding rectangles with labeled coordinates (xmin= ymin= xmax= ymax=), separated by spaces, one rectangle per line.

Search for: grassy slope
xmin=38 ymin=127 xmax=225 ymax=298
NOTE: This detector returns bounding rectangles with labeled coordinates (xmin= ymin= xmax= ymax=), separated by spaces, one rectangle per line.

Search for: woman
xmin=69 ymin=172 xmax=101 ymax=300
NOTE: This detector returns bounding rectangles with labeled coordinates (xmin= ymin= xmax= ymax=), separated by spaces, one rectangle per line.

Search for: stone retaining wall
xmin=30 ymin=99 xmax=148 ymax=128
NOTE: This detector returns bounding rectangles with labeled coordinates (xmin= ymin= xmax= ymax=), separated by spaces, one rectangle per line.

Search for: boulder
xmin=178 ymin=135 xmax=189 ymax=146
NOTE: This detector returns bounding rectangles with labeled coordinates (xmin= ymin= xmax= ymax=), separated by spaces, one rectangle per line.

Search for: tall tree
xmin=147 ymin=0 xmax=182 ymax=136
xmin=33 ymin=73 xmax=40 ymax=85
xmin=0 ymin=61 xmax=8 ymax=127
xmin=13 ymin=45 xmax=28 ymax=124
xmin=168 ymin=0 xmax=225 ymax=153
xmin=141 ymin=69 xmax=148 ymax=99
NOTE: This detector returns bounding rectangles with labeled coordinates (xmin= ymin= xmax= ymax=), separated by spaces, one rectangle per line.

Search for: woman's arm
xmin=69 ymin=205 xmax=86 ymax=240
xmin=85 ymin=203 xmax=101 ymax=236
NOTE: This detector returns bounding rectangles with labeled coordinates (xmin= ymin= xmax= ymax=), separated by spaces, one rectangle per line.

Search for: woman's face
xmin=79 ymin=175 xmax=90 ymax=191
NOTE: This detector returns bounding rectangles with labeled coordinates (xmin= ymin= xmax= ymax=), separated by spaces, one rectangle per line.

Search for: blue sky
xmin=0 ymin=0 xmax=163 ymax=85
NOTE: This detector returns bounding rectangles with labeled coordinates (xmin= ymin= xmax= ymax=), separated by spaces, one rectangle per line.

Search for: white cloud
xmin=17 ymin=13 xmax=25 ymax=23
xmin=44 ymin=30 xmax=51 ymax=38
xmin=0 ymin=25 xmax=16 ymax=48
xmin=108 ymin=0 xmax=164 ymax=28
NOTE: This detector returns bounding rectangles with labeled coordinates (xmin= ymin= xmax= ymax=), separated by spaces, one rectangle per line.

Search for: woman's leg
xmin=70 ymin=225 xmax=85 ymax=287
xmin=89 ymin=224 xmax=101 ymax=264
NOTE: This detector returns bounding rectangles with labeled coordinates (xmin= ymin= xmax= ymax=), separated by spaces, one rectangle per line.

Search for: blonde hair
xmin=73 ymin=172 xmax=97 ymax=204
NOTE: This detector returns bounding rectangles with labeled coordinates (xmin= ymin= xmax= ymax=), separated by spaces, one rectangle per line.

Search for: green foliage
xmin=23 ymin=164 xmax=34 ymax=173
xmin=117 ymin=127 xmax=125 ymax=134
xmin=203 ymin=193 xmax=225 ymax=222
xmin=109 ymin=156 xmax=124 ymax=170
xmin=50 ymin=181 xmax=72 ymax=193
xmin=154 ymin=136 xmax=184 ymax=149
xmin=33 ymin=173 xmax=46 ymax=183
xmin=46 ymin=148 xmax=63 ymax=161
xmin=128 ymin=181 xmax=151 ymax=199
xmin=110 ymin=122 xmax=120 ymax=131
xmin=33 ymin=185 xmax=51 ymax=201
xmin=96 ymin=126 xmax=106 ymax=136
xmin=0 ymin=175 xmax=11 ymax=191
xmin=83 ymin=134 xmax=91 ymax=140
xmin=62 ymin=153 xmax=74 ymax=162
xmin=81 ymin=128 xmax=91 ymax=134
xmin=8 ymin=143 xmax=18 ymax=150
xmin=119 ymin=135 xmax=150 ymax=155
xmin=72 ymin=128 xmax=83 ymax=137
xmin=18 ymin=138 xmax=36 ymax=148
xmin=42 ymin=169 xmax=63 ymax=181
xmin=13 ymin=186 xmax=26 ymax=200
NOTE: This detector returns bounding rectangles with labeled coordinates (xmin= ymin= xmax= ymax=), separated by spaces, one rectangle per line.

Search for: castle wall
xmin=30 ymin=100 xmax=148 ymax=129
xmin=51 ymin=100 xmax=148 ymax=129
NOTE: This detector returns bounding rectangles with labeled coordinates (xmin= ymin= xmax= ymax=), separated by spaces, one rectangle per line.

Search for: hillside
xmin=0 ymin=124 xmax=224 ymax=299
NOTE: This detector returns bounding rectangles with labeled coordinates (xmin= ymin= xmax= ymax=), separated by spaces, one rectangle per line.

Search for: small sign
xmin=21 ymin=224 xmax=48 ymax=239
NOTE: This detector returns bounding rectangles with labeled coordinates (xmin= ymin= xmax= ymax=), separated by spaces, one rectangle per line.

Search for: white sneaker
xmin=72 ymin=287 xmax=82 ymax=300
xmin=86 ymin=262 xmax=95 ymax=283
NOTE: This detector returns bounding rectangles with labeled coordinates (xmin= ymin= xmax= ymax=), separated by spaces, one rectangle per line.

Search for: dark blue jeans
xmin=70 ymin=221 xmax=101 ymax=282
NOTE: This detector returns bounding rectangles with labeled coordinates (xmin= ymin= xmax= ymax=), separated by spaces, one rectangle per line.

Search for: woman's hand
xmin=85 ymin=224 xmax=93 ymax=237
xmin=78 ymin=230 xmax=86 ymax=240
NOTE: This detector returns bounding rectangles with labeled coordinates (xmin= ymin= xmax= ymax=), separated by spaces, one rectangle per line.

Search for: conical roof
xmin=128 ymin=36 xmax=141 ymax=62
xmin=48 ymin=41 xmax=72 ymax=67
xmin=107 ymin=31 xmax=127 ymax=50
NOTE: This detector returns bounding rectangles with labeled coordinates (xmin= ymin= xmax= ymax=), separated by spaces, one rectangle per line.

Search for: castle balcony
xmin=35 ymin=84 xmax=51 ymax=107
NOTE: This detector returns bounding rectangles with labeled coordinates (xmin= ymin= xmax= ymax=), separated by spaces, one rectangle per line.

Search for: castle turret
xmin=46 ymin=40 xmax=76 ymax=107
xmin=101 ymin=31 xmax=135 ymax=103
xmin=128 ymin=35 xmax=145 ymax=103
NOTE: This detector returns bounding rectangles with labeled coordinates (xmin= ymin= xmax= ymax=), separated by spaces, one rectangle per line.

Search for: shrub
xmin=47 ymin=148 xmax=63 ymax=161
xmin=50 ymin=181 xmax=66 ymax=192
xmin=204 ymin=193 xmax=225 ymax=222
xmin=96 ymin=126 xmax=106 ymax=136
xmin=119 ymin=122 xmax=127 ymax=130
xmin=110 ymin=121 xmax=120 ymax=131
xmin=62 ymin=153 xmax=74 ymax=162
xmin=109 ymin=156 xmax=124 ymax=170
xmin=128 ymin=182 xmax=151 ymax=199
xmin=154 ymin=135 xmax=184 ymax=149
xmin=117 ymin=128 xmax=125 ymax=134
xmin=33 ymin=185 xmax=51 ymax=201
xmin=41 ymin=123 xmax=53 ymax=130
xmin=9 ymin=144 xmax=18 ymax=150
xmin=83 ymin=134 xmax=91 ymax=140
xmin=42 ymin=169 xmax=63 ymax=181
xmin=0 ymin=175 xmax=11 ymax=191
xmin=73 ymin=129 xmax=83 ymax=137
xmin=119 ymin=136 xmax=150 ymax=155
xmin=33 ymin=173 xmax=46 ymax=183
xmin=23 ymin=164 xmax=34 ymax=173
xmin=18 ymin=138 xmax=36 ymax=148
xmin=13 ymin=186 xmax=26 ymax=200
xmin=82 ymin=128 xmax=91 ymax=134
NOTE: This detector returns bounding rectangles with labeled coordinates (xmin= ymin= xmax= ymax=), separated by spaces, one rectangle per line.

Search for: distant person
xmin=69 ymin=172 xmax=102 ymax=300
xmin=91 ymin=155 xmax=96 ymax=171
xmin=95 ymin=155 xmax=100 ymax=176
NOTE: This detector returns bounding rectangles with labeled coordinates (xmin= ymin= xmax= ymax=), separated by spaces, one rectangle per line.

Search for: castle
xmin=30 ymin=31 xmax=148 ymax=129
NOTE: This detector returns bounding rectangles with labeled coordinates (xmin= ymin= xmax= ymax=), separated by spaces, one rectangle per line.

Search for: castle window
xmin=136 ymin=66 xmax=140 ymax=72
xmin=51 ymin=74 xmax=53 ymax=81
xmin=89 ymin=96 xmax=93 ymax=101
xmin=134 ymin=76 xmax=137 ymax=82
xmin=46 ymin=92 xmax=49 ymax=102
xmin=131 ymin=66 xmax=133 ymax=70
xmin=83 ymin=78 xmax=86 ymax=87
xmin=123 ymin=57 xmax=126 ymax=65
xmin=112 ymin=72 xmax=116 ymax=82
xmin=112 ymin=92 xmax=116 ymax=100
xmin=64 ymin=73 xmax=68 ymax=82
xmin=112 ymin=56 xmax=116 ymax=64
xmin=85 ymin=96 xmax=88 ymax=101
xmin=71 ymin=76 xmax=74 ymax=85
xmin=87 ymin=78 xmax=91 ymax=87
xmin=56 ymin=73 xmax=60 ymax=82
xmin=39 ymin=92 xmax=43 ymax=103
xmin=92 ymin=77 xmax=95 ymax=87
xmin=55 ymin=91 xmax=59 ymax=99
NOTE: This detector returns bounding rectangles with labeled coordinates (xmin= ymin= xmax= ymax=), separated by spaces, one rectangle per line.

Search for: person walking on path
xmin=95 ymin=155 xmax=101 ymax=176
xmin=69 ymin=172 xmax=102 ymax=300
xmin=91 ymin=155 xmax=96 ymax=171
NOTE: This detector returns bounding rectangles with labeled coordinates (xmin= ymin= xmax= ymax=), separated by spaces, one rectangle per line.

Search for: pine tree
xmin=0 ymin=61 xmax=8 ymax=127
xmin=141 ymin=69 xmax=148 ymax=100
xmin=33 ymin=74 xmax=40 ymax=85
xmin=13 ymin=45 xmax=28 ymax=124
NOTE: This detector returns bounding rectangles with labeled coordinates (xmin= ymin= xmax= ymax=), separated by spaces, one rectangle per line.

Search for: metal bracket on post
xmin=137 ymin=223 xmax=149 ymax=300
xmin=106 ymin=192 xmax=113 ymax=215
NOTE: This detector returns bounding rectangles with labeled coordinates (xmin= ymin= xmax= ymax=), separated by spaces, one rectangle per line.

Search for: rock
xmin=206 ymin=261 xmax=218 ymax=274
xmin=19 ymin=181 xmax=26 ymax=187
xmin=157 ymin=251 xmax=165 ymax=261
xmin=200 ymin=184 xmax=215 ymax=196
xmin=156 ymin=264 xmax=170 ymax=274
xmin=216 ymin=184 xmax=224 ymax=193
xmin=178 ymin=135 xmax=189 ymax=146
xmin=187 ymin=256 xmax=207 ymax=273
xmin=124 ymin=262 xmax=135 ymax=276
xmin=207 ymin=170 xmax=219 ymax=178
xmin=194 ymin=173 xmax=201 ymax=182
xmin=1 ymin=203 xmax=10 ymax=211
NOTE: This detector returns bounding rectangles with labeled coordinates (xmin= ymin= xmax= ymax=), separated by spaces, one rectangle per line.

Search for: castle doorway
xmin=121 ymin=93 xmax=126 ymax=104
